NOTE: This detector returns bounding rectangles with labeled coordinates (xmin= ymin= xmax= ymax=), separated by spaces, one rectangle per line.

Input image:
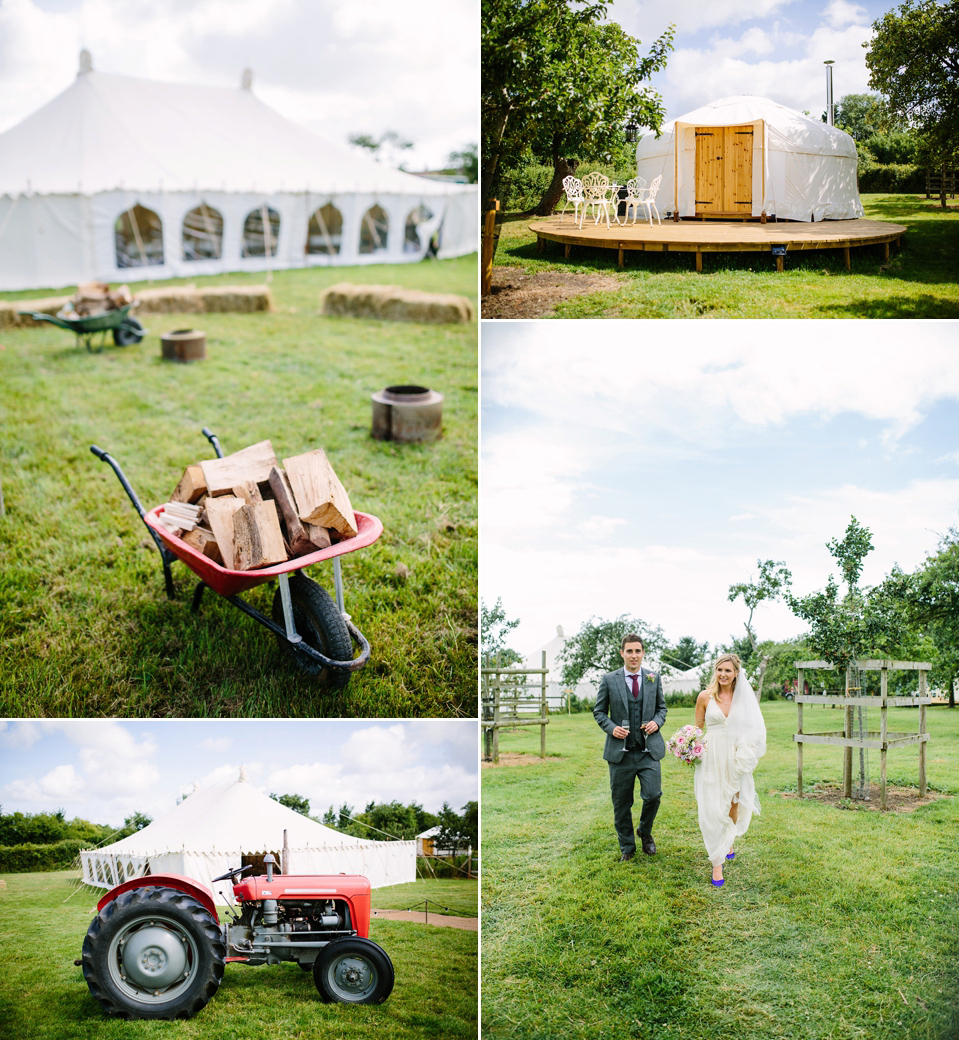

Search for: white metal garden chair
xmin=635 ymin=174 xmax=663 ymax=226
xmin=622 ymin=177 xmax=647 ymax=223
xmin=558 ymin=175 xmax=584 ymax=225
xmin=578 ymin=171 xmax=613 ymax=228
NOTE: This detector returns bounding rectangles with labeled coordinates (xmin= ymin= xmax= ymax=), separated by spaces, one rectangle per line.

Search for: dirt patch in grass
xmin=779 ymin=782 xmax=949 ymax=812
xmin=482 ymin=752 xmax=551 ymax=768
xmin=372 ymin=909 xmax=477 ymax=930
xmin=483 ymin=267 xmax=622 ymax=318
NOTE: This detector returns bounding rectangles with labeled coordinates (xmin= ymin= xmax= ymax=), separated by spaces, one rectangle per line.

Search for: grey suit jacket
xmin=594 ymin=666 xmax=667 ymax=763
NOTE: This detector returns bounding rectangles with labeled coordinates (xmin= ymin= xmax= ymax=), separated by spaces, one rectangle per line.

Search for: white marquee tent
xmin=0 ymin=52 xmax=477 ymax=291
xmin=635 ymin=95 xmax=863 ymax=223
xmin=80 ymin=768 xmax=416 ymax=905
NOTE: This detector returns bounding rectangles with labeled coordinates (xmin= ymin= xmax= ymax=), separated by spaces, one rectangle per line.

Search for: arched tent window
xmin=115 ymin=204 xmax=164 ymax=268
xmin=182 ymin=204 xmax=224 ymax=260
xmin=305 ymin=203 xmax=342 ymax=255
xmin=242 ymin=206 xmax=280 ymax=257
xmin=359 ymin=204 xmax=388 ymax=254
xmin=404 ymin=205 xmax=434 ymax=253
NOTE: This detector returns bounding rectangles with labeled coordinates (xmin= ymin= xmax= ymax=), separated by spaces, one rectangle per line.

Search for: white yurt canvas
xmin=80 ymin=768 xmax=416 ymax=905
xmin=0 ymin=52 xmax=477 ymax=291
xmin=635 ymin=95 xmax=863 ymax=223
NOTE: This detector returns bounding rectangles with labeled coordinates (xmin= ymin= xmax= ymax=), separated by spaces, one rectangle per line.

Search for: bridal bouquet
xmin=667 ymin=724 xmax=707 ymax=765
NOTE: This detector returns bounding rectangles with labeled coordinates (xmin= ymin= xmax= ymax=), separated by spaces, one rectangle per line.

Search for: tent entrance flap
xmin=694 ymin=125 xmax=753 ymax=215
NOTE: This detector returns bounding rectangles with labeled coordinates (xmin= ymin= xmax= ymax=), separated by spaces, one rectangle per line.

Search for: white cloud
xmin=0 ymin=721 xmax=44 ymax=748
xmin=822 ymin=0 xmax=870 ymax=29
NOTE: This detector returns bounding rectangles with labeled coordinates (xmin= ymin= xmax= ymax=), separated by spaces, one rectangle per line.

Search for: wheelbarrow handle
xmin=201 ymin=428 xmax=224 ymax=459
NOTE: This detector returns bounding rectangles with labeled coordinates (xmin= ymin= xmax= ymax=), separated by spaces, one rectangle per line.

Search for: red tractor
xmin=79 ymin=855 xmax=394 ymax=1019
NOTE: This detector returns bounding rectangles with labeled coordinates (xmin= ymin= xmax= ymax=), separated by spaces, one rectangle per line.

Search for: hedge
xmin=858 ymin=163 xmax=925 ymax=193
xmin=416 ymin=854 xmax=476 ymax=880
xmin=0 ymin=840 xmax=85 ymax=873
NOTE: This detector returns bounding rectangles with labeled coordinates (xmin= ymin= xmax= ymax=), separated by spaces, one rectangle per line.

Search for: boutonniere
xmin=645 ymin=672 xmax=657 ymax=683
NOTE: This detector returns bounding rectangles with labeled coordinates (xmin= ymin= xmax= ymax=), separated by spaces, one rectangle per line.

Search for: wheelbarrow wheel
xmin=113 ymin=318 xmax=145 ymax=346
xmin=271 ymin=574 xmax=352 ymax=688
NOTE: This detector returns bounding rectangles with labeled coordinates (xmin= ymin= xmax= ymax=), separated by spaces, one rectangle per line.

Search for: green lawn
xmin=482 ymin=702 xmax=959 ymax=1040
xmin=0 ymin=258 xmax=478 ymax=718
xmin=485 ymin=194 xmax=959 ymax=317
xmin=0 ymin=871 xmax=477 ymax=1040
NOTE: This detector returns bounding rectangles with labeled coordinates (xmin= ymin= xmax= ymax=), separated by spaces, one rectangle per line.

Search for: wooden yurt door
xmin=695 ymin=125 xmax=754 ymax=216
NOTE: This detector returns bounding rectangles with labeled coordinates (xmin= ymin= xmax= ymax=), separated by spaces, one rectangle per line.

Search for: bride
xmin=693 ymin=653 xmax=766 ymax=887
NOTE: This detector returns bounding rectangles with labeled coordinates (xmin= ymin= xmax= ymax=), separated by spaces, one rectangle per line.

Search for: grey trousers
xmin=608 ymin=748 xmax=662 ymax=854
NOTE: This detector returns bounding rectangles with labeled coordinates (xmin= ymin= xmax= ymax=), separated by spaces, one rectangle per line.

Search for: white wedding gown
xmin=694 ymin=697 xmax=763 ymax=867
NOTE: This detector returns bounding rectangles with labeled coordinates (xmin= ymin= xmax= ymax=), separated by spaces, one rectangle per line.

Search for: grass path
xmin=482 ymin=704 xmax=959 ymax=1039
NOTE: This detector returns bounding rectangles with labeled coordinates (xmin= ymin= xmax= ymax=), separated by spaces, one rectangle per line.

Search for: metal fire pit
xmin=161 ymin=328 xmax=207 ymax=362
xmin=371 ymin=385 xmax=443 ymax=443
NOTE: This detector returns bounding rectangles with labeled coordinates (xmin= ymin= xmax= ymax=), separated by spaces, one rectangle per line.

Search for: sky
xmin=0 ymin=718 xmax=478 ymax=830
xmin=613 ymin=0 xmax=896 ymax=123
xmin=0 ymin=0 xmax=478 ymax=171
xmin=481 ymin=322 xmax=959 ymax=661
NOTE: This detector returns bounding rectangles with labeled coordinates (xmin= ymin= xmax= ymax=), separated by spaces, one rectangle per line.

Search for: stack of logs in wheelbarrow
xmin=92 ymin=430 xmax=382 ymax=688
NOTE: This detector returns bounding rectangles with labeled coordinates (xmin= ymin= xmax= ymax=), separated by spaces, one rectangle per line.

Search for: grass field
xmin=0 ymin=257 xmax=477 ymax=718
xmin=485 ymin=194 xmax=959 ymax=318
xmin=0 ymin=871 xmax=477 ymax=1040
xmin=482 ymin=702 xmax=959 ymax=1040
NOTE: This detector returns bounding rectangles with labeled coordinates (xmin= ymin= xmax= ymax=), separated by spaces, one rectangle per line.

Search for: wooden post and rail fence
xmin=481 ymin=651 xmax=549 ymax=763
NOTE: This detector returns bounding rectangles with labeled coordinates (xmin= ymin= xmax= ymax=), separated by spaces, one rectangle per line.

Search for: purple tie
xmin=630 ymin=674 xmax=639 ymax=698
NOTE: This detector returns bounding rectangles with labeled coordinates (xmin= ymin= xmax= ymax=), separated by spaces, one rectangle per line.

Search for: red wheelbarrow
xmin=91 ymin=428 xmax=383 ymax=688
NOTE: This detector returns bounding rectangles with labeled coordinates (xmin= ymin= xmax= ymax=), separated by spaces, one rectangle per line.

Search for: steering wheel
xmin=211 ymin=864 xmax=255 ymax=883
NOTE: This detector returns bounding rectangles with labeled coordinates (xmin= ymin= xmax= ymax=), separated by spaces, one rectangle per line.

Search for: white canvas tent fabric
xmin=635 ymin=95 xmax=863 ymax=222
xmin=81 ymin=769 xmax=416 ymax=905
xmin=0 ymin=55 xmax=477 ymax=291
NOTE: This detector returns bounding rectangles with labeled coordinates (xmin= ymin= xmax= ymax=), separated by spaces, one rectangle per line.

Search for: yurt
xmin=635 ymin=95 xmax=864 ymax=223
xmin=0 ymin=51 xmax=477 ymax=292
xmin=80 ymin=768 xmax=416 ymax=905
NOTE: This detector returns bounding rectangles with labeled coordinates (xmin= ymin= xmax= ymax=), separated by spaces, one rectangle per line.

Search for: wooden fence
xmin=481 ymin=652 xmax=549 ymax=763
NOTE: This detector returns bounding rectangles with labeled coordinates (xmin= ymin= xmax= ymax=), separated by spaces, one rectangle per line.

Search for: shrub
xmin=858 ymin=163 xmax=925 ymax=193
xmin=0 ymin=840 xmax=85 ymax=873
xmin=417 ymin=854 xmax=476 ymax=880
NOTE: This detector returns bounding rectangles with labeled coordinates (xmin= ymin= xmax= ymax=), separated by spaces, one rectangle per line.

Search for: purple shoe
xmin=711 ymin=879 xmax=724 ymax=887
xmin=726 ymin=852 xmax=735 ymax=861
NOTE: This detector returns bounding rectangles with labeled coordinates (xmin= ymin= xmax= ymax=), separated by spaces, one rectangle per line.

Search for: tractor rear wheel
xmin=313 ymin=937 xmax=394 ymax=1004
xmin=81 ymin=886 xmax=225 ymax=1019
xmin=271 ymin=573 xmax=352 ymax=688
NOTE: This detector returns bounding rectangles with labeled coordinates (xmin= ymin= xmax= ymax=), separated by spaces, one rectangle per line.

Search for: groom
xmin=593 ymin=634 xmax=667 ymax=862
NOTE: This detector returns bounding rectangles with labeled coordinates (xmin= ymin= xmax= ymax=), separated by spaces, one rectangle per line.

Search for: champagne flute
xmin=621 ymin=719 xmax=630 ymax=747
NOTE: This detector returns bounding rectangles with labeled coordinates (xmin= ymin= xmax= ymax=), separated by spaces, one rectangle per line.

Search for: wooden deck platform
xmin=530 ymin=216 xmax=908 ymax=272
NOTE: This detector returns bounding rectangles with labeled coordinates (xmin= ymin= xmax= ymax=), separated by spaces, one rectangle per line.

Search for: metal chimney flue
xmin=371 ymin=384 xmax=443 ymax=443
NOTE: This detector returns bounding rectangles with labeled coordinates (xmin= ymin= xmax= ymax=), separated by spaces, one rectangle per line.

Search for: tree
xmin=446 ymin=143 xmax=479 ymax=183
xmin=348 ymin=130 xmax=414 ymax=168
xmin=786 ymin=517 xmax=898 ymax=672
xmin=865 ymin=0 xmax=959 ymax=208
xmin=337 ymin=803 xmax=354 ymax=831
xmin=728 ymin=559 xmax=792 ymax=699
xmin=876 ymin=524 xmax=959 ymax=706
xmin=482 ymin=0 xmax=674 ymax=212
xmin=270 ymin=793 xmax=310 ymax=816
xmin=558 ymin=614 xmax=665 ymax=687
xmin=361 ymin=801 xmax=419 ymax=840
xmin=481 ymin=597 xmax=523 ymax=666
xmin=435 ymin=801 xmax=473 ymax=854
xmin=660 ymin=636 xmax=710 ymax=673
xmin=322 ymin=806 xmax=338 ymax=827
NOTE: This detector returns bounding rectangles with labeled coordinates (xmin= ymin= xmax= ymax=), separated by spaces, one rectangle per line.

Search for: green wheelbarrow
xmin=18 ymin=302 xmax=147 ymax=352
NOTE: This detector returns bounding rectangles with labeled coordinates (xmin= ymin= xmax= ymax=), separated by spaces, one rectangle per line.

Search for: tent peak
xmin=239 ymin=765 xmax=249 ymax=782
xmin=78 ymin=49 xmax=93 ymax=76
xmin=241 ymin=68 xmax=253 ymax=90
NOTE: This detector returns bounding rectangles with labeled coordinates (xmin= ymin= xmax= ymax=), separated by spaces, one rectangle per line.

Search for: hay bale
xmin=0 ymin=303 xmax=19 ymax=330
xmin=135 ymin=286 xmax=204 ymax=314
xmin=199 ymin=285 xmax=273 ymax=313
xmin=320 ymin=283 xmax=473 ymax=324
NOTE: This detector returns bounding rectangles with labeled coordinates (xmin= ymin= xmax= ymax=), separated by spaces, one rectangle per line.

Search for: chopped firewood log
xmin=283 ymin=449 xmax=357 ymax=539
xmin=171 ymin=464 xmax=207 ymax=504
xmin=200 ymin=440 xmax=279 ymax=496
xmin=182 ymin=526 xmax=223 ymax=564
xmin=232 ymin=500 xmax=287 ymax=571
xmin=204 ymin=496 xmax=246 ymax=570
xmin=231 ymin=480 xmax=263 ymax=506
xmin=267 ymin=466 xmax=331 ymax=554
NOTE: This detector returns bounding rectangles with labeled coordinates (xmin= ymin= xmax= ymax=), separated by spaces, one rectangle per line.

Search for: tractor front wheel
xmin=81 ymin=886 xmax=225 ymax=1019
xmin=313 ymin=937 xmax=394 ymax=1004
